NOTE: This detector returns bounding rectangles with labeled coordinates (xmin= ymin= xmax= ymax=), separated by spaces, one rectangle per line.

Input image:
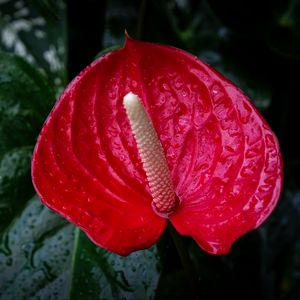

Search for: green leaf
xmin=94 ymin=45 xmax=121 ymax=60
xmin=0 ymin=196 xmax=163 ymax=300
xmin=266 ymin=0 xmax=300 ymax=60
xmin=0 ymin=146 xmax=33 ymax=230
xmin=0 ymin=0 xmax=67 ymax=90
xmin=0 ymin=196 xmax=74 ymax=300
xmin=0 ymin=51 xmax=55 ymax=229
xmin=0 ymin=51 xmax=54 ymax=157
xmin=69 ymin=230 xmax=162 ymax=300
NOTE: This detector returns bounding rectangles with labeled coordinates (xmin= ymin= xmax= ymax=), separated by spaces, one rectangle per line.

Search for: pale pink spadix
xmin=123 ymin=92 xmax=178 ymax=216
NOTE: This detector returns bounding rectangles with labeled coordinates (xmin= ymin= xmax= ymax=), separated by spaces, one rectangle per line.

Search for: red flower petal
xmin=32 ymin=36 xmax=282 ymax=255
xmin=169 ymin=78 xmax=282 ymax=254
xmin=32 ymin=39 xmax=167 ymax=256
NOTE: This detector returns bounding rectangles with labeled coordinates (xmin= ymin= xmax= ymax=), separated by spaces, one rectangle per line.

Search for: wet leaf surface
xmin=0 ymin=51 xmax=54 ymax=229
xmin=0 ymin=146 xmax=33 ymax=230
xmin=0 ymin=196 xmax=73 ymax=300
xmin=70 ymin=230 xmax=162 ymax=300
xmin=0 ymin=0 xmax=67 ymax=91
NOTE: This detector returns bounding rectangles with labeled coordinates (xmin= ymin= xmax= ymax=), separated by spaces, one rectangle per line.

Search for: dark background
xmin=68 ymin=2 xmax=300 ymax=298
xmin=1 ymin=0 xmax=300 ymax=299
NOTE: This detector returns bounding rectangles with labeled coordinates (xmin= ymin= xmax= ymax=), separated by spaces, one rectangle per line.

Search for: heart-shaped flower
xmin=32 ymin=36 xmax=283 ymax=256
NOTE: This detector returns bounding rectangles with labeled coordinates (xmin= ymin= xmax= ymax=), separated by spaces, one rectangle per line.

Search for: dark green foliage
xmin=0 ymin=51 xmax=54 ymax=230
xmin=70 ymin=232 xmax=161 ymax=300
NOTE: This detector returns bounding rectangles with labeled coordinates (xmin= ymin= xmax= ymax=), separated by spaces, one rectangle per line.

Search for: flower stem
xmin=168 ymin=223 xmax=200 ymax=300
xmin=136 ymin=0 xmax=147 ymax=39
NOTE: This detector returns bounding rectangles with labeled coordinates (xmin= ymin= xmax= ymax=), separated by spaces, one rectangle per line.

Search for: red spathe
xmin=32 ymin=36 xmax=283 ymax=256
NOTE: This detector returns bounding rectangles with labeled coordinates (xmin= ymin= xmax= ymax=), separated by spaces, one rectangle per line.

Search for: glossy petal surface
xmin=32 ymin=37 xmax=282 ymax=255
xmin=32 ymin=39 xmax=168 ymax=256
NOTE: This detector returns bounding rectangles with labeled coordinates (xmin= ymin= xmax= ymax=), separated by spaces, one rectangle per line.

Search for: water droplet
xmin=167 ymin=72 xmax=176 ymax=79
xmin=211 ymin=84 xmax=221 ymax=95
xmin=245 ymin=147 xmax=260 ymax=159
xmin=108 ymin=90 xmax=116 ymax=99
xmin=21 ymin=242 xmax=35 ymax=260
xmin=254 ymin=198 xmax=264 ymax=211
xmin=232 ymin=183 xmax=242 ymax=196
xmin=219 ymin=186 xmax=224 ymax=194
xmin=177 ymin=117 xmax=189 ymax=130
xmin=241 ymin=160 xmax=257 ymax=177
xmin=162 ymin=83 xmax=170 ymax=91
xmin=0 ymin=234 xmax=12 ymax=256
xmin=174 ymin=78 xmax=183 ymax=89
xmin=6 ymin=257 xmax=13 ymax=266
xmin=241 ymin=166 xmax=254 ymax=177
xmin=258 ymin=184 xmax=272 ymax=192
xmin=237 ymin=101 xmax=252 ymax=124
xmin=131 ymin=80 xmax=138 ymax=88
xmin=42 ymin=261 xmax=55 ymax=280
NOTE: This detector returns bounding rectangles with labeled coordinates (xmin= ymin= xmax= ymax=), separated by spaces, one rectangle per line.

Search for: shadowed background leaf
xmin=0 ymin=0 xmax=67 ymax=92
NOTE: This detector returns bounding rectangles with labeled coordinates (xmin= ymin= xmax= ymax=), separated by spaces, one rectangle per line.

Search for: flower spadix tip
xmin=123 ymin=92 xmax=139 ymax=110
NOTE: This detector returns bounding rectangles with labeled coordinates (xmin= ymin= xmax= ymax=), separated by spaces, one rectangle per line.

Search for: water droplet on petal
xmin=131 ymin=80 xmax=137 ymax=88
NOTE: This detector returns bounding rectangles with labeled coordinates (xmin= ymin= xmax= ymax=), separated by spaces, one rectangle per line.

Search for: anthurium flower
xmin=32 ymin=35 xmax=283 ymax=256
